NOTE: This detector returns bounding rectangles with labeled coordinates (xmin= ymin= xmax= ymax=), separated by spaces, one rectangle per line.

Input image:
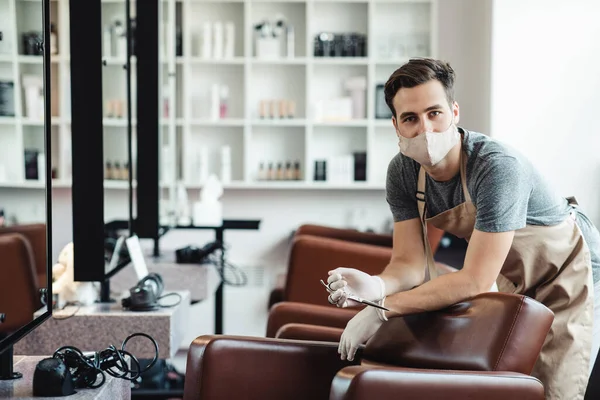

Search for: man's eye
xmin=430 ymin=111 xmax=441 ymax=117
xmin=403 ymin=117 xmax=415 ymax=123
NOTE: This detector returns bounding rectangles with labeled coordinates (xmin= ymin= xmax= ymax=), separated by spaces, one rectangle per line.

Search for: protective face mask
xmin=397 ymin=122 xmax=460 ymax=167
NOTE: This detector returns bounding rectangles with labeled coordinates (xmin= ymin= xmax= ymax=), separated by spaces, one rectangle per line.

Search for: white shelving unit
xmin=0 ymin=0 xmax=438 ymax=193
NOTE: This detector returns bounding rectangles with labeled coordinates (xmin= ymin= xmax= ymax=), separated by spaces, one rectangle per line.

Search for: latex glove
xmin=327 ymin=267 xmax=385 ymax=308
xmin=339 ymin=306 xmax=383 ymax=361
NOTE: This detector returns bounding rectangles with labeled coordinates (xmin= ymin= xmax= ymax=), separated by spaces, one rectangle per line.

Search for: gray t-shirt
xmin=386 ymin=128 xmax=600 ymax=283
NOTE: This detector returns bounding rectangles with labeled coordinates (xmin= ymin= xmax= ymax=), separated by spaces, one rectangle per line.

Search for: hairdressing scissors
xmin=320 ymin=279 xmax=389 ymax=311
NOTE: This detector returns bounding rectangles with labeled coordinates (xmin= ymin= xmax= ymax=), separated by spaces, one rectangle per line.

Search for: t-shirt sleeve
xmin=473 ymin=156 xmax=531 ymax=232
xmin=385 ymin=157 xmax=420 ymax=222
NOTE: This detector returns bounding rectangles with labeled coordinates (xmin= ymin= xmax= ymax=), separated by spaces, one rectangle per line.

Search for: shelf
xmin=0 ymin=0 xmax=437 ymax=200
xmin=189 ymin=118 xmax=245 ymax=127
xmin=313 ymin=57 xmax=368 ymax=65
xmin=313 ymin=119 xmax=368 ymax=127
xmin=251 ymin=58 xmax=307 ymax=65
xmin=252 ymin=119 xmax=306 ymax=127
xmin=188 ymin=57 xmax=245 ymax=65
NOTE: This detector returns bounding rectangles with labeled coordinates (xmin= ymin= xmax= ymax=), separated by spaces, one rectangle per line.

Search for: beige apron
xmin=416 ymin=146 xmax=594 ymax=400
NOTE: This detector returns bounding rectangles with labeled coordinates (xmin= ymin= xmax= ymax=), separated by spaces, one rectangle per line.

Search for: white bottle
xmin=224 ymin=22 xmax=235 ymax=58
xmin=220 ymin=145 xmax=231 ymax=184
xmin=202 ymin=22 xmax=212 ymax=59
xmin=213 ymin=21 xmax=223 ymax=59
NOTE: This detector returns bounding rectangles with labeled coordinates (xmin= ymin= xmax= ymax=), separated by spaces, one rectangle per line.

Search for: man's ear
xmin=392 ymin=116 xmax=398 ymax=134
xmin=453 ymin=101 xmax=460 ymax=125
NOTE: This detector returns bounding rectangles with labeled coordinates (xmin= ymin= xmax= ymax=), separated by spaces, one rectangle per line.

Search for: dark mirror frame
xmin=0 ymin=0 xmax=52 ymax=357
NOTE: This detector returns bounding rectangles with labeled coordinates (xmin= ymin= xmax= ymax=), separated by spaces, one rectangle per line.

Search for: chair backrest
xmin=364 ymin=292 xmax=554 ymax=375
xmin=284 ymin=235 xmax=391 ymax=306
xmin=0 ymin=223 xmax=46 ymax=286
xmin=0 ymin=233 xmax=41 ymax=333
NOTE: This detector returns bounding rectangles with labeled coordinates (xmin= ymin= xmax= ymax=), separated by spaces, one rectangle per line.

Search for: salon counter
xmin=0 ymin=356 xmax=130 ymax=399
xmin=14 ymin=291 xmax=191 ymax=360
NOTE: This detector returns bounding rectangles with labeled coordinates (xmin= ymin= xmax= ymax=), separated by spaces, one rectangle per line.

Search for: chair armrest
xmin=183 ymin=335 xmax=359 ymax=400
xmin=285 ymin=235 xmax=391 ymax=306
xmin=330 ymin=365 xmax=544 ymax=400
xmin=266 ymin=301 xmax=358 ymax=338
xmin=276 ymin=323 xmax=344 ymax=342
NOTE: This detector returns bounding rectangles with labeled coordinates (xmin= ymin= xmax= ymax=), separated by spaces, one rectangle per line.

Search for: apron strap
xmin=416 ymin=144 xmax=469 ymax=282
xmin=417 ymin=168 xmax=438 ymax=280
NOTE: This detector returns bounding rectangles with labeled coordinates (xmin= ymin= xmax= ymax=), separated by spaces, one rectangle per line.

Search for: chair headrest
xmin=364 ymin=292 xmax=554 ymax=375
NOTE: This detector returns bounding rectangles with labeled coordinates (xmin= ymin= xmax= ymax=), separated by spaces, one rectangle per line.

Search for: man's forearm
xmin=384 ymin=270 xmax=480 ymax=317
xmin=377 ymin=259 xmax=427 ymax=295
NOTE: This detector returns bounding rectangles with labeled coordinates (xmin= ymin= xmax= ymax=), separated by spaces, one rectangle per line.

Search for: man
xmin=326 ymin=58 xmax=600 ymax=400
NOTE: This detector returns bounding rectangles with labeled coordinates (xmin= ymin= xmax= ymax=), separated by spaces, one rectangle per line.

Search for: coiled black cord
xmin=203 ymin=252 xmax=248 ymax=287
xmin=52 ymin=332 xmax=159 ymax=389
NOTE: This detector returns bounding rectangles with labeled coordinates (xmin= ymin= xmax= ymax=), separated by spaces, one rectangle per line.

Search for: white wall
xmin=438 ymin=0 xmax=493 ymax=135
xmin=490 ymin=0 xmax=600 ymax=225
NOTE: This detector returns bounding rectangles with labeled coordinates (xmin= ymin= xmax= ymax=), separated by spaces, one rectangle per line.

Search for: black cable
xmin=204 ymin=253 xmax=248 ymax=287
xmin=52 ymin=332 xmax=159 ymax=389
xmin=157 ymin=292 xmax=182 ymax=308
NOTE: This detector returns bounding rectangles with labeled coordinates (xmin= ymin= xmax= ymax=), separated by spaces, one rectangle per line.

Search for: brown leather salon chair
xmin=0 ymin=233 xmax=43 ymax=334
xmin=269 ymin=223 xmax=445 ymax=309
xmin=0 ymin=223 xmax=47 ymax=289
xmin=183 ymin=292 xmax=553 ymax=400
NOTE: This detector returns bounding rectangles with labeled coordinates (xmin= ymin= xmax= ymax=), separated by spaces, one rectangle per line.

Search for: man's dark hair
xmin=384 ymin=58 xmax=455 ymax=118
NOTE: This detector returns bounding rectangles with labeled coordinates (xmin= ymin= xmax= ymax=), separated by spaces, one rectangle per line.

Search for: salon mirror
xmin=0 ymin=0 xmax=52 ymax=348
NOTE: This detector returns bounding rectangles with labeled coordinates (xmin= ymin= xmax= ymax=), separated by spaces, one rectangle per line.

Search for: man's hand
xmin=339 ymin=306 xmax=383 ymax=361
xmin=327 ymin=267 xmax=385 ymax=308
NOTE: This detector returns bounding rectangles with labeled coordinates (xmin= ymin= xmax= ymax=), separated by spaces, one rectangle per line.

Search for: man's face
xmin=391 ymin=80 xmax=459 ymax=139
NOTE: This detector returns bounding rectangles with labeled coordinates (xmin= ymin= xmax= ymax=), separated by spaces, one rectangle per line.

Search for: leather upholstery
xmin=295 ymin=224 xmax=394 ymax=248
xmin=364 ymin=292 xmax=554 ymax=375
xmin=269 ymin=223 xmax=446 ymax=309
xmin=266 ymin=301 xmax=357 ymax=338
xmin=0 ymin=233 xmax=42 ymax=333
xmin=186 ymin=293 xmax=552 ymax=400
xmin=284 ymin=235 xmax=391 ymax=307
xmin=183 ymin=335 xmax=360 ymax=400
xmin=276 ymin=323 xmax=344 ymax=343
xmin=0 ymin=223 xmax=47 ymax=288
xmin=330 ymin=365 xmax=544 ymax=400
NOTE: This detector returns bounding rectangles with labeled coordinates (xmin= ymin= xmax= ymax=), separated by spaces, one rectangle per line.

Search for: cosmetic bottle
xmin=202 ymin=22 xmax=212 ymax=59
xmin=259 ymin=100 xmax=267 ymax=118
xmin=213 ymin=21 xmax=223 ymax=59
xmin=123 ymin=162 xmax=130 ymax=180
xmin=269 ymin=100 xmax=277 ymax=118
xmin=113 ymin=20 xmax=126 ymax=59
xmin=285 ymin=162 xmax=293 ymax=180
xmin=276 ymin=162 xmax=284 ymax=180
xmin=114 ymin=162 xmax=122 ymax=180
xmin=50 ymin=24 xmax=58 ymax=55
xmin=220 ymin=145 xmax=231 ymax=183
xmin=105 ymin=162 xmax=113 ymax=180
xmin=258 ymin=162 xmax=265 ymax=180
xmin=219 ymin=85 xmax=229 ymax=119
xmin=224 ymin=22 xmax=235 ymax=58
xmin=267 ymin=163 xmax=274 ymax=180
xmin=288 ymin=100 xmax=296 ymax=118
xmin=294 ymin=161 xmax=301 ymax=180
xmin=162 ymin=85 xmax=170 ymax=118
xmin=279 ymin=100 xmax=287 ymax=119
